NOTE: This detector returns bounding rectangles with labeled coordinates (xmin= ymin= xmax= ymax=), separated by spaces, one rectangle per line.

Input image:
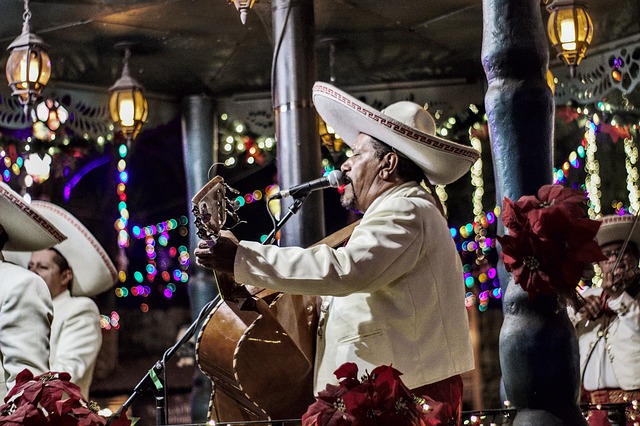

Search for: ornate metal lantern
xmin=109 ymin=46 xmax=148 ymax=140
xmin=546 ymin=0 xmax=594 ymax=77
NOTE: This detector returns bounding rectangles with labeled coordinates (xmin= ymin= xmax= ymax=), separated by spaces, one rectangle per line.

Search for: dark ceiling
xmin=1 ymin=0 xmax=639 ymax=100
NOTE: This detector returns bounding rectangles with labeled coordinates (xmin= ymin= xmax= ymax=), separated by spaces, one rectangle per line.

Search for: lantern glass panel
xmin=6 ymin=47 xmax=51 ymax=90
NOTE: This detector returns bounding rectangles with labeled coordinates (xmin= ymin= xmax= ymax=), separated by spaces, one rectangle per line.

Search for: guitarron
xmin=192 ymin=175 xmax=320 ymax=422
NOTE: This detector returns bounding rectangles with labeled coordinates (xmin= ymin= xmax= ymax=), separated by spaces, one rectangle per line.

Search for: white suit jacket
xmin=570 ymin=286 xmax=640 ymax=390
xmin=0 ymin=258 xmax=52 ymax=400
xmin=235 ymin=182 xmax=475 ymax=393
xmin=50 ymin=290 xmax=102 ymax=398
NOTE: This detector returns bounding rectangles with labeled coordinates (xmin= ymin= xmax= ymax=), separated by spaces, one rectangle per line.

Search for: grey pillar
xmin=181 ymin=95 xmax=217 ymax=423
xmin=272 ymin=0 xmax=324 ymax=247
xmin=481 ymin=1 xmax=586 ymax=424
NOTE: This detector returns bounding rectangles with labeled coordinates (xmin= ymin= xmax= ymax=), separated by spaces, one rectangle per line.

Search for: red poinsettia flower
xmin=302 ymin=363 xmax=434 ymax=426
xmin=0 ymin=369 xmax=131 ymax=426
xmin=498 ymin=184 xmax=606 ymax=302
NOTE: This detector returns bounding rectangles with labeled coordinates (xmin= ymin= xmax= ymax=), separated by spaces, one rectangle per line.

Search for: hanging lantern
xmin=229 ymin=0 xmax=259 ymax=25
xmin=318 ymin=114 xmax=344 ymax=162
xmin=546 ymin=0 xmax=594 ymax=78
xmin=109 ymin=46 xmax=148 ymax=141
xmin=5 ymin=0 xmax=51 ymax=113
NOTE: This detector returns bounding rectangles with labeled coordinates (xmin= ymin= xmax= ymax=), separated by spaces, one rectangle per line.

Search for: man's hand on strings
xmin=194 ymin=230 xmax=239 ymax=274
xmin=600 ymin=269 xmax=626 ymax=299
xmin=579 ymin=295 xmax=604 ymax=320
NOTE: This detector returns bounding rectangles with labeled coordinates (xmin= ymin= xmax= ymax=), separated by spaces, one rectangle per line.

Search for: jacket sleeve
xmin=234 ymin=195 xmax=433 ymax=296
xmin=50 ymin=299 xmax=102 ymax=384
xmin=0 ymin=272 xmax=52 ymax=390
xmin=607 ymin=291 xmax=640 ymax=333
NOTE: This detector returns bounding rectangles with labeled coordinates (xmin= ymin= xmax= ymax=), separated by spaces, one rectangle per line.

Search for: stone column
xmin=271 ymin=0 xmax=325 ymax=247
xmin=481 ymin=0 xmax=586 ymax=424
xmin=181 ymin=94 xmax=217 ymax=423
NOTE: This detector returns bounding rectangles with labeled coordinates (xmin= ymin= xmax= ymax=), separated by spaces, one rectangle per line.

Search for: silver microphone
xmin=270 ymin=170 xmax=345 ymax=199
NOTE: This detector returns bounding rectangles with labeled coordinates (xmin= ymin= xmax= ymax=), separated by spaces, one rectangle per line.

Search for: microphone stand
xmin=263 ymin=195 xmax=307 ymax=245
xmin=110 ymin=295 xmax=220 ymax=425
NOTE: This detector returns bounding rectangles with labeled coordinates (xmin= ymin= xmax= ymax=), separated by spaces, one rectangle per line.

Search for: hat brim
xmin=32 ymin=201 xmax=117 ymax=297
xmin=0 ymin=183 xmax=66 ymax=251
xmin=597 ymin=215 xmax=640 ymax=249
xmin=312 ymin=82 xmax=480 ymax=185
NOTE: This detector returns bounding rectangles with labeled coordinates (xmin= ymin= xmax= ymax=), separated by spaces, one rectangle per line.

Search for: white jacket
xmin=235 ymin=182 xmax=475 ymax=393
xmin=0 ymin=258 xmax=52 ymax=400
xmin=571 ymin=286 xmax=640 ymax=390
xmin=50 ymin=289 xmax=102 ymax=398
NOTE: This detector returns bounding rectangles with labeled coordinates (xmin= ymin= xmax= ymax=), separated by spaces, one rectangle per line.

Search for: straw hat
xmin=312 ymin=82 xmax=480 ymax=185
xmin=596 ymin=214 xmax=640 ymax=249
xmin=5 ymin=201 xmax=117 ymax=297
xmin=0 ymin=182 xmax=66 ymax=251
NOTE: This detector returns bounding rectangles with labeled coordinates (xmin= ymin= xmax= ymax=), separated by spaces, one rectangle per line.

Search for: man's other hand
xmin=194 ymin=230 xmax=239 ymax=274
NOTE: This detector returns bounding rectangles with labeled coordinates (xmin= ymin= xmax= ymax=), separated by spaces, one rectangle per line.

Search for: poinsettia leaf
xmin=514 ymin=194 xmax=542 ymax=213
xmin=39 ymin=387 xmax=66 ymax=412
xmin=561 ymin=218 xmax=604 ymax=248
xmin=334 ymin=363 xmax=362 ymax=390
xmin=538 ymin=184 xmax=586 ymax=206
xmin=302 ymin=411 xmax=322 ymax=426
xmin=501 ymin=197 xmax=531 ymax=233
xmin=21 ymin=383 xmax=44 ymax=405
xmin=316 ymin=383 xmax=346 ymax=403
xmin=572 ymin=239 xmax=607 ymax=263
xmin=334 ymin=363 xmax=359 ymax=381
xmin=0 ymin=402 xmax=44 ymax=425
xmin=107 ymin=412 xmax=132 ymax=426
xmin=342 ymin=388 xmax=372 ymax=417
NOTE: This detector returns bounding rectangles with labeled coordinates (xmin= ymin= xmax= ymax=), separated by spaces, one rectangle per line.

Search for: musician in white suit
xmin=195 ymin=82 xmax=479 ymax=424
xmin=0 ymin=182 xmax=66 ymax=401
xmin=7 ymin=201 xmax=117 ymax=398
xmin=569 ymin=214 xmax=640 ymax=425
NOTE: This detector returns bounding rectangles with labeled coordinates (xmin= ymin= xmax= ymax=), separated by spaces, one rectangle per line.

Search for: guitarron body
xmin=196 ymin=279 xmax=319 ymax=421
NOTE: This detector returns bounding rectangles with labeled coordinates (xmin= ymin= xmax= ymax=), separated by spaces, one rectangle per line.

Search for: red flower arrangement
xmin=497 ymin=184 xmax=606 ymax=303
xmin=0 ymin=369 xmax=131 ymax=426
xmin=302 ymin=363 xmax=441 ymax=426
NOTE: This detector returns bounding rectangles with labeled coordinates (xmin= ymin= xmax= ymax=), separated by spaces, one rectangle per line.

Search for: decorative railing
xmin=554 ymin=37 xmax=640 ymax=105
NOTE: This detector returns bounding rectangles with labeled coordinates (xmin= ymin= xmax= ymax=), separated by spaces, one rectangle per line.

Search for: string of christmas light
xmin=623 ymin=135 xmax=640 ymax=213
xmin=114 ymin=141 xmax=130 ymax=249
xmin=435 ymin=185 xmax=448 ymax=217
xmin=584 ymin=117 xmax=602 ymax=219
xmin=553 ymin=146 xmax=585 ymax=184
xmin=470 ymin=125 xmax=484 ymax=219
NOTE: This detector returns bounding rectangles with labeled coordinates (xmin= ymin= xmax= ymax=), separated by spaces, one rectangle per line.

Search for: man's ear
xmin=378 ymin=151 xmax=399 ymax=180
xmin=61 ymin=269 xmax=73 ymax=288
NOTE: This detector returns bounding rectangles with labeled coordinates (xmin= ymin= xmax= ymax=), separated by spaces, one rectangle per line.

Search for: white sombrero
xmin=0 ymin=182 xmax=66 ymax=251
xmin=596 ymin=214 xmax=640 ymax=248
xmin=312 ymin=82 xmax=481 ymax=185
xmin=5 ymin=201 xmax=117 ymax=297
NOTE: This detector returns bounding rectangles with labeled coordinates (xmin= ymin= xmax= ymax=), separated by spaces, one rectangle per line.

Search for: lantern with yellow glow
xmin=109 ymin=46 xmax=148 ymax=141
xmin=546 ymin=0 xmax=594 ymax=78
xmin=318 ymin=114 xmax=344 ymax=161
xmin=5 ymin=0 xmax=51 ymax=113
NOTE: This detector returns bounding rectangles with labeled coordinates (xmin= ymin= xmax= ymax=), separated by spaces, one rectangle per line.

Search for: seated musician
xmin=195 ymin=82 xmax=479 ymax=425
xmin=569 ymin=214 xmax=640 ymax=426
